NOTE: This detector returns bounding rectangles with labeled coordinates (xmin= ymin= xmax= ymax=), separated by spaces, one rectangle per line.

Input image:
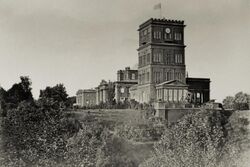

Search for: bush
xmin=114 ymin=123 xmax=164 ymax=142
xmin=96 ymin=135 xmax=138 ymax=167
xmin=2 ymin=101 xmax=68 ymax=166
xmin=140 ymin=109 xmax=250 ymax=167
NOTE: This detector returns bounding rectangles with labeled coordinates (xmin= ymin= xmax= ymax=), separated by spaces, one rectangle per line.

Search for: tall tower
xmin=137 ymin=18 xmax=186 ymax=103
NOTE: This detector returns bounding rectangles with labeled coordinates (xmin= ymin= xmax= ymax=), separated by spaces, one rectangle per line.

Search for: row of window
xmin=140 ymin=28 xmax=182 ymax=41
xmin=153 ymin=31 xmax=182 ymax=41
xmin=138 ymin=71 xmax=184 ymax=84
xmin=118 ymin=73 xmax=137 ymax=81
xmin=139 ymin=53 xmax=184 ymax=66
xmin=153 ymin=71 xmax=184 ymax=84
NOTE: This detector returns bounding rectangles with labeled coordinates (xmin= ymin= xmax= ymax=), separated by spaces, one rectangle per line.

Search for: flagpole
xmin=160 ymin=6 xmax=162 ymax=18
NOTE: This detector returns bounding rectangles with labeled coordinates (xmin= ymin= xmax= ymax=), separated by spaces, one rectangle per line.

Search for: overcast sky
xmin=0 ymin=0 xmax=249 ymax=102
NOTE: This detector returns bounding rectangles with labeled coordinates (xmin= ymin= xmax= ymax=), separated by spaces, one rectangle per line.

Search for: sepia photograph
xmin=0 ymin=0 xmax=250 ymax=166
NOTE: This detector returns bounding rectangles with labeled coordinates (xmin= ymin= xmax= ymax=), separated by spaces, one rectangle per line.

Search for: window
xmin=166 ymin=71 xmax=173 ymax=81
xmin=153 ymin=50 xmax=163 ymax=63
xmin=143 ymin=55 xmax=146 ymax=66
xmin=120 ymin=88 xmax=125 ymax=93
xmin=146 ymin=72 xmax=149 ymax=82
xmin=132 ymin=73 xmax=135 ymax=80
xmin=164 ymin=32 xmax=172 ymax=40
xmin=175 ymin=54 xmax=183 ymax=64
xmin=175 ymin=72 xmax=182 ymax=81
xmin=165 ymin=53 xmax=170 ymax=64
xmin=154 ymin=31 xmax=162 ymax=39
xmin=142 ymin=73 xmax=145 ymax=84
xmin=174 ymin=33 xmax=182 ymax=40
xmin=147 ymin=54 xmax=150 ymax=63
xmin=154 ymin=72 xmax=161 ymax=83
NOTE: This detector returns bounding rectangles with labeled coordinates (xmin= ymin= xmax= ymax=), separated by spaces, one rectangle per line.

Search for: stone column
xmin=96 ymin=89 xmax=99 ymax=105
xmin=162 ymin=88 xmax=164 ymax=101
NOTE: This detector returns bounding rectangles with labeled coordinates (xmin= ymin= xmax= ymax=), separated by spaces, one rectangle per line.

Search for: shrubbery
xmin=2 ymin=101 xmax=67 ymax=166
xmin=223 ymin=92 xmax=250 ymax=110
xmin=140 ymin=109 xmax=250 ymax=167
xmin=115 ymin=123 xmax=165 ymax=142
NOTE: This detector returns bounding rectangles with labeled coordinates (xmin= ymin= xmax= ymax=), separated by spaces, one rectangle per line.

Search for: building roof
xmin=76 ymin=89 xmax=96 ymax=95
xmin=186 ymin=77 xmax=210 ymax=82
xmin=156 ymin=80 xmax=188 ymax=88
xmin=139 ymin=18 xmax=185 ymax=30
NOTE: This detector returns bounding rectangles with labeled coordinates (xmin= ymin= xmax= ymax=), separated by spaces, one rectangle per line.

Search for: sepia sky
xmin=0 ymin=0 xmax=249 ymax=102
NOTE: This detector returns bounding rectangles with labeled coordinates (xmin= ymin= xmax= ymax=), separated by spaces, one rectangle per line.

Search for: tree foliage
xmin=96 ymin=135 xmax=138 ymax=167
xmin=140 ymin=109 xmax=249 ymax=167
xmin=223 ymin=96 xmax=235 ymax=109
xmin=223 ymin=92 xmax=250 ymax=110
xmin=4 ymin=76 xmax=33 ymax=108
xmin=2 ymin=101 xmax=68 ymax=166
xmin=38 ymin=84 xmax=68 ymax=109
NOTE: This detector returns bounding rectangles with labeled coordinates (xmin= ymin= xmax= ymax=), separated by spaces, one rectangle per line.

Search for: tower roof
xmin=138 ymin=18 xmax=185 ymax=30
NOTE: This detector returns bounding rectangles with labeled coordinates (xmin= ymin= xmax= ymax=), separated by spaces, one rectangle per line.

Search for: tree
xmin=223 ymin=96 xmax=235 ymax=109
xmin=106 ymin=81 xmax=115 ymax=107
xmin=0 ymin=87 xmax=7 ymax=116
xmin=65 ymin=96 xmax=76 ymax=109
xmin=39 ymin=84 xmax=68 ymax=109
xmin=64 ymin=123 xmax=105 ymax=167
xmin=2 ymin=101 xmax=67 ymax=166
xmin=5 ymin=76 xmax=33 ymax=108
xmin=140 ymin=109 xmax=249 ymax=167
xmin=222 ymin=92 xmax=250 ymax=111
xmin=234 ymin=92 xmax=249 ymax=110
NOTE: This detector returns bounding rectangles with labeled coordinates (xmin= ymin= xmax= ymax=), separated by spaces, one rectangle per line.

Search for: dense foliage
xmin=223 ymin=92 xmax=250 ymax=110
xmin=38 ymin=84 xmax=68 ymax=109
xmin=115 ymin=123 xmax=164 ymax=142
xmin=2 ymin=101 xmax=67 ymax=166
xmin=140 ymin=109 xmax=250 ymax=167
xmin=3 ymin=76 xmax=33 ymax=109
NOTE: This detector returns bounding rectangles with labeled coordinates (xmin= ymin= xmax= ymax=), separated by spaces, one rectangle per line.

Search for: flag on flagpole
xmin=154 ymin=3 xmax=161 ymax=10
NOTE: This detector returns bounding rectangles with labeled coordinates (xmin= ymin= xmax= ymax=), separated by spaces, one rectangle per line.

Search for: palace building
xmin=75 ymin=18 xmax=211 ymax=112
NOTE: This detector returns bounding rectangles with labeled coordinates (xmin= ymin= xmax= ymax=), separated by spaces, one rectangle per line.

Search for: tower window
xmin=174 ymin=33 xmax=182 ymax=40
xmin=164 ymin=33 xmax=172 ymax=40
xmin=153 ymin=50 xmax=163 ymax=63
xmin=175 ymin=54 xmax=183 ymax=64
xmin=139 ymin=56 xmax=142 ymax=66
xmin=154 ymin=31 xmax=162 ymax=39
xmin=147 ymin=54 xmax=150 ymax=63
